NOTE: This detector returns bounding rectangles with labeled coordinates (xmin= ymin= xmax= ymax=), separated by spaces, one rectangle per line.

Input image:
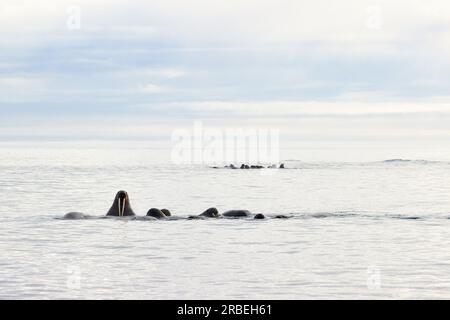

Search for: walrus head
xmin=106 ymin=190 xmax=136 ymax=216
xmin=146 ymin=208 xmax=167 ymax=219
xmin=199 ymin=207 xmax=220 ymax=218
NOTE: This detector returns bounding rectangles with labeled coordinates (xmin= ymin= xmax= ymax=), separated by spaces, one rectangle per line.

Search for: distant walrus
xmin=222 ymin=210 xmax=251 ymax=217
xmin=161 ymin=209 xmax=171 ymax=217
xmin=63 ymin=212 xmax=87 ymax=219
xmin=106 ymin=190 xmax=136 ymax=216
xmin=199 ymin=207 xmax=220 ymax=218
xmin=274 ymin=215 xmax=289 ymax=219
xmin=188 ymin=207 xmax=220 ymax=219
xmin=254 ymin=213 xmax=265 ymax=219
xmin=146 ymin=208 xmax=167 ymax=219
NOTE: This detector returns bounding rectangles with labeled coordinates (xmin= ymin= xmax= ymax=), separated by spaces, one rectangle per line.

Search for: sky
xmin=1 ymin=0 xmax=450 ymax=143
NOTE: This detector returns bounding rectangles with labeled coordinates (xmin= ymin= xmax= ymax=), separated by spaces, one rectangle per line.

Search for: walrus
xmin=146 ymin=208 xmax=167 ymax=219
xmin=254 ymin=213 xmax=265 ymax=219
xmin=222 ymin=210 xmax=251 ymax=217
xmin=279 ymin=163 xmax=285 ymax=169
xmin=187 ymin=207 xmax=220 ymax=219
xmin=274 ymin=215 xmax=289 ymax=219
xmin=106 ymin=190 xmax=136 ymax=216
xmin=161 ymin=209 xmax=171 ymax=217
xmin=63 ymin=212 xmax=87 ymax=219
xmin=199 ymin=207 xmax=220 ymax=218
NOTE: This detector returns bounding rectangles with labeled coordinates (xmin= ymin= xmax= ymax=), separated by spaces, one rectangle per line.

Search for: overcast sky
xmin=1 ymin=0 xmax=450 ymax=142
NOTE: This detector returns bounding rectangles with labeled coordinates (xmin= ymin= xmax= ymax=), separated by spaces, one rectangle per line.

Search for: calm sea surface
xmin=1 ymin=141 xmax=450 ymax=299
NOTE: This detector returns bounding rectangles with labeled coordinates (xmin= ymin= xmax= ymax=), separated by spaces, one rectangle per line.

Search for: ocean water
xmin=1 ymin=141 xmax=450 ymax=299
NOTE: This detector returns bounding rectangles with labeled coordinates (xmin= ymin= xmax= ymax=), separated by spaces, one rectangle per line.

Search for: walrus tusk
xmin=118 ymin=198 xmax=122 ymax=216
xmin=122 ymin=197 xmax=125 ymax=217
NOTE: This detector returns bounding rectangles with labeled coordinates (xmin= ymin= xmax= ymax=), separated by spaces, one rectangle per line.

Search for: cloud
xmin=0 ymin=76 xmax=49 ymax=103
xmin=136 ymin=98 xmax=450 ymax=118
xmin=112 ymin=68 xmax=186 ymax=79
xmin=137 ymin=83 xmax=169 ymax=94
xmin=1 ymin=0 xmax=450 ymax=49
xmin=0 ymin=76 xmax=39 ymax=87
xmin=1 ymin=0 xmax=450 ymax=141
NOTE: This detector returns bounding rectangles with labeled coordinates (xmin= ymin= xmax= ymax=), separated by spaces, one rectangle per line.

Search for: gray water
xmin=1 ymin=141 xmax=450 ymax=299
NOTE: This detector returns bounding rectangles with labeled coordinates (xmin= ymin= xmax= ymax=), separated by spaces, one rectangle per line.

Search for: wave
xmin=381 ymin=159 xmax=442 ymax=165
xmin=297 ymin=212 xmax=425 ymax=220
xmin=56 ymin=211 xmax=450 ymax=221
xmin=277 ymin=159 xmax=449 ymax=169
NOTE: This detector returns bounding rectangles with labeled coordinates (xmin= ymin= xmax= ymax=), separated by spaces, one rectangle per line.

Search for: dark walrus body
xmin=146 ymin=208 xmax=168 ymax=219
xmin=106 ymin=190 xmax=136 ymax=216
xmin=199 ymin=207 xmax=220 ymax=218
xmin=222 ymin=210 xmax=251 ymax=217
xmin=63 ymin=212 xmax=87 ymax=219
xmin=188 ymin=207 xmax=220 ymax=219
